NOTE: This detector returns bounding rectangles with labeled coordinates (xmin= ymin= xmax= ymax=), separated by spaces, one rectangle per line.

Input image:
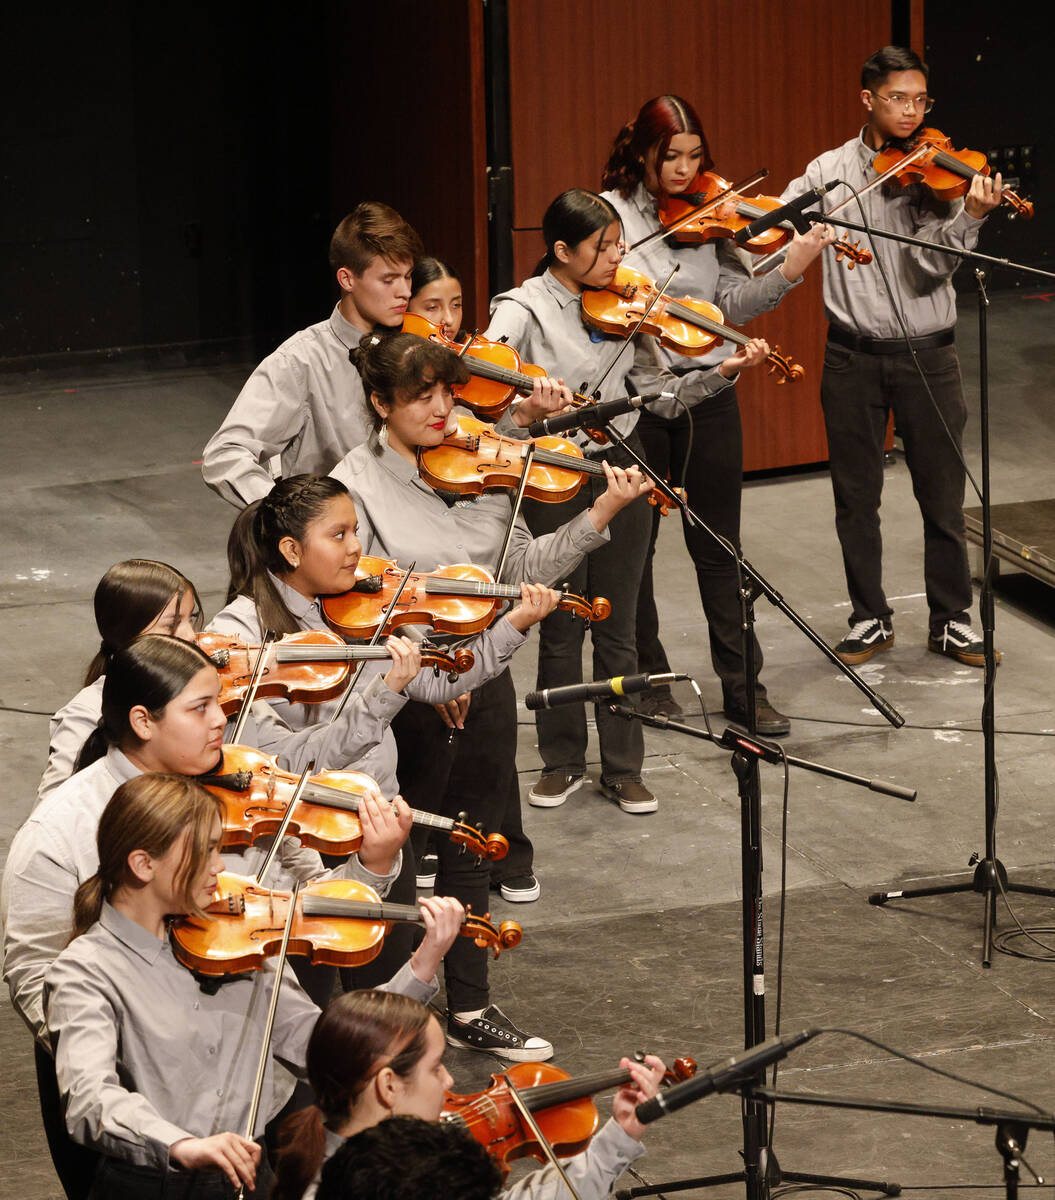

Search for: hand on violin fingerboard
xmin=719 ymin=337 xmax=770 ymax=377
xmin=964 ymin=170 xmax=1004 ymax=219
xmin=409 ymin=895 xmax=466 ymax=981
xmin=510 ymin=375 xmax=575 ymax=428
xmin=588 ymin=463 xmax=653 ymax=530
xmin=383 ymin=635 xmax=423 ymax=693
xmin=505 ymin=583 xmax=562 ymax=633
xmin=357 ymin=789 xmax=413 ymax=876
xmin=780 ymin=222 xmax=838 ymax=281
xmin=614 ymin=1054 xmax=667 ymax=1142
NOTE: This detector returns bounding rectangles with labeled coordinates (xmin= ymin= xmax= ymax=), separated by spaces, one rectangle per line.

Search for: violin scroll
xmin=450 ymin=817 xmax=510 ymax=862
xmin=832 ymin=238 xmax=872 ymax=268
xmin=464 ymin=909 xmax=523 ymax=958
xmin=554 ymin=591 xmax=611 ymax=624
xmin=767 ymin=347 xmax=805 ymax=384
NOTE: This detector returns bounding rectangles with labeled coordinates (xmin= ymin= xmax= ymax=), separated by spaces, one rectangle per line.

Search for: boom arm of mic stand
xmin=593 ymin=419 xmax=905 ymax=729
xmin=608 ymin=705 xmax=916 ymax=801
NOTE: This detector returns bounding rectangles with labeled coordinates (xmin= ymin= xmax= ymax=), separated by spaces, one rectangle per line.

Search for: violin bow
xmin=228 ymin=634 xmax=274 ymax=746
xmin=494 ymin=443 xmax=537 ymax=581
xmin=235 ymin=878 xmax=301 ymax=1200
xmin=253 ymin=763 xmax=315 ymax=886
xmin=327 ymin=561 xmax=417 ymax=724
xmin=583 ymin=263 xmax=681 ymax=403
xmin=504 ymin=1075 xmax=583 ymax=1200
xmin=626 ymin=167 xmax=769 ymax=257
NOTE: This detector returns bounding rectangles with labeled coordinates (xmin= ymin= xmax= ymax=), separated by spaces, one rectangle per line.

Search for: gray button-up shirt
xmin=202 ymin=305 xmax=374 ymax=507
xmin=43 ymin=902 xmax=436 ymax=1169
xmin=207 ymin=573 xmax=528 ymax=795
xmin=602 ymin=183 xmax=799 ymax=369
xmin=485 ymin=271 xmax=736 ymax=450
xmin=331 ymin=435 xmax=609 ymax=584
xmin=781 ymin=130 xmax=986 ymax=338
xmin=5 ymin=746 xmax=399 ymax=1045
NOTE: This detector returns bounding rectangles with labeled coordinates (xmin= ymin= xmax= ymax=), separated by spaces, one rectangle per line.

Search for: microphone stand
xmin=608 ymin=703 xmax=914 ymax=1199
xmin=792 ymin=208 xmax=1055 ymax=966
xmin=568 ymin=403 xmax=905 ymax=1199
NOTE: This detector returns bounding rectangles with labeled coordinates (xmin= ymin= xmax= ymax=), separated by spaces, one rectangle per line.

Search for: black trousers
xmin=35 ymin=1042 xmax=99 ymax=1200
xmin=390 ymin=669 xmax=529 ymax=1011
xmin=87 ymin=1150 xmax=272 ymax=1199
xmin=522 ymin=437 xmax=651 ymax=783
xmin=820 ymin=338 xmax=972 ymax=634
xmin=634 ymin=391 xmax=765 ymax=711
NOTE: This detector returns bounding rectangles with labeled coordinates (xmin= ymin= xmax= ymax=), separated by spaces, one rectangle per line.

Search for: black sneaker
xmin=835 ymin=618 xmax=894 ymax=665
xmin=415 ymin=852 xmax=438 ymax=889
xmin=723 ymin=697 xmax=791 ymax=737
xmin=495 ymin=874 xmax=541 ymax=903
xmin=446 ymin=1005 xmax=554 ymax=1061
xmin=927 ymin=620 xmax=1000 ymax=668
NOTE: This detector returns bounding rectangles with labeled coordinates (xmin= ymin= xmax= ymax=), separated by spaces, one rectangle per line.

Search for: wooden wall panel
xmin=505 ymin=0 xmax=897 ymax=469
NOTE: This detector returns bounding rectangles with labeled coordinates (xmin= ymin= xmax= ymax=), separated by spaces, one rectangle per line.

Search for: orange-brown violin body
xmin=443 ymin=1056 xmax=696 ymax=1174
xmin=171 ymin=873 xmax=521 ymax=975
xmin=872 ymin=128 xmax=1033 ymax=218
xmin=581 ymin=265 xmax=804 ymax=383
xmin=322 ymin=555 xmax=609 ymax=640
xmin=203 ymin=744 xmax=509 ymax=861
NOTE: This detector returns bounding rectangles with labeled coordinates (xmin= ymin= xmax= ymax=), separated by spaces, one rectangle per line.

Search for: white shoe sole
xmin=499 ymin=880 xmax=541 ymax=902
xmin=445 ymin=1031 xmax=554 ymax=1061
xmin=600 ymin=783 xmax=658 ymax=814
xmin=527 ymin=774 xmax=586 ymax=808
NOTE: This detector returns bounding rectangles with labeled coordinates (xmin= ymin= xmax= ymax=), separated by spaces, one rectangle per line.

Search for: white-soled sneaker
xmin=599 ymin=778 xmax=657 ymax=814
xmin=928 ymin=620 xmax=999 ymax=668
xmin=447 ymin=1005 xmax=554 ymax=1061
xmin=527 ymin=772 xmax=585 ymax=808
xmin=834 ymin=618 xmax=894 ymax=665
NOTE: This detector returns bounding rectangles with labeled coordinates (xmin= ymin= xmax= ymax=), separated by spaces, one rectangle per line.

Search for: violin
xmin=199 ymin=629 xmax=474 ymax=716
xmin=872 ymin=127 xmax=1033 ymax=218
xmin=171 ymin=872 xmax=521 ymax=975
xmin=442 ymin=1054 xmax=696 ymax=1173
xmin=322 ymin=554 xmax=610 ymax=640
xmin=420 ymin=412 xmax=677 ymax=512
xmin=658 ymin=172 xmax=873 ymax=268
xmin=581 ymin=266 xmax=804 ymax=383
xmin=202 ymin=744 xmax=509 ymax=861
xmin=403 ymin=313 xmax=609 ymax=440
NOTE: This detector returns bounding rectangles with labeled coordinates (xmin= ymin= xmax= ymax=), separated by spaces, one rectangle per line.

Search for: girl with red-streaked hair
xmin=601 ymin=95 xmax=833 ymax=737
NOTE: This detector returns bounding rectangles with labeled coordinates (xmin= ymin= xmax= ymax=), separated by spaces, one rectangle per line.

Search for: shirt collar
xmin=104 ymin=746 xmax=144 ymax=786
xmin=267 ymin=572 xmax=323 ymax=623
xmin=856 ymin=127 xmax=879 ymax=169
xmin=98 ymin=901 xmax=167 ymax=966
xmin=629 ymin=182 xmax=657 ymax=217
xmin=367 ymin=431 xmax=422 ymax=487
xmin=329 ymin=304 xmax=366 ymax=351
xmin=541 ymin=269 xmax=580 ymax=311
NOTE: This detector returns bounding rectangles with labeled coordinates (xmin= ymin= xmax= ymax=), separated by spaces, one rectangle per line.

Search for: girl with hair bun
xmin=408 ymin=257 xmax=464 ymax=339
xmin=485 ymin=187 xmax=770 ymax=818
xmin=599 ymin=95 xmax=833 ymax=737
xmin=44 ymin=776 xmax=465 ymax=1199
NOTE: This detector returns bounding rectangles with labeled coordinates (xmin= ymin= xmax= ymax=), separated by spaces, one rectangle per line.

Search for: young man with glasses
xmin=781 ymin=45 xmax=1004 ymax=668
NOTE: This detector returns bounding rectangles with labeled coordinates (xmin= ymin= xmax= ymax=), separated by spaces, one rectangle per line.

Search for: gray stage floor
xmin=3 ymin=291 xmax=1055 ymax=1198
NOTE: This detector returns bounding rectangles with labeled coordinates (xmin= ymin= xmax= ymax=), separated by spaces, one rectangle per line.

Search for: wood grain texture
xmin=505 ymin=0 xmax=899 ymax=468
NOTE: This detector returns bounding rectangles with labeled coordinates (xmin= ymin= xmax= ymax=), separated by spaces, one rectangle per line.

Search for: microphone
xmin=526 ymin=392 xmax=675 ymax=438
xmin=525 ymin=672 xmax=688 ymax=711
xmin=635 ymin=1029 xmax=819 ymax=1124
xmin=733 ymin=182 xmax=841 ymax=245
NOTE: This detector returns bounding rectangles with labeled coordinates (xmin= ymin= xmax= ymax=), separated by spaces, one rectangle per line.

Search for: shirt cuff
xmin=360 ymin=673 xmax=409 ymax=720
xmin=349 ymin=848 xmax=402 ymax=894
xmin=595 ymin=1117 xmax=647 ymax=1159
xmin=383 ymin=959 xmax=440 ymax=1004
xmin=567 ymin=508 xmax=610 ymax=552
xmin=492 ymin=618 xmax=529 ymax=654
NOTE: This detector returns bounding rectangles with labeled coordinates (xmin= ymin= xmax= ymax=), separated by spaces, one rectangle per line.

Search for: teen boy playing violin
xmin=202 ymin=202 xmax=423 ymax=507
xmin=781 ymin=46 xmax=1004 ymax=668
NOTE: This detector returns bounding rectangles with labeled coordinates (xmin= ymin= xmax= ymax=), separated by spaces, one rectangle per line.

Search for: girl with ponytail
xmin=484 ymin=187 xmax=770 ymax=818
xmin=598 ymin=95 xmax=833 ymax=736
xmin=46 ymin=774 xmax=463 ymax=1199
xmin=273 ymin=990 xmax=667 ymax=1200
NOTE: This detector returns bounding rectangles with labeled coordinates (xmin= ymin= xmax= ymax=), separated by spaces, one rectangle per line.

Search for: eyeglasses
xmin=869 ymin=90 xmax=935 ymax=113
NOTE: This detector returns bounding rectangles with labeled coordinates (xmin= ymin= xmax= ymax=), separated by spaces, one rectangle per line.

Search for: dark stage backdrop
xmin=4 ymin=3 xmax=1049 ymax=465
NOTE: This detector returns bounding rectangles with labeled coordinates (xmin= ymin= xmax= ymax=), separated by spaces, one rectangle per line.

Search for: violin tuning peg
xmin=632 ymin=1050 xmax=646 ymax=1063
xmin=457 ymin=811 xmax=469 ymax=823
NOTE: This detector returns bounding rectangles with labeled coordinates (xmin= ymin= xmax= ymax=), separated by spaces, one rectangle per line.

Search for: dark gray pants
xmin=820 ymin=338 xmax=972 ymax=634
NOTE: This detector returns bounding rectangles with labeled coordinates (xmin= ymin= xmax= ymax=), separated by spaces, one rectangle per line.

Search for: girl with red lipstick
xmin=599 ymin=96 xmax=833 ymax=739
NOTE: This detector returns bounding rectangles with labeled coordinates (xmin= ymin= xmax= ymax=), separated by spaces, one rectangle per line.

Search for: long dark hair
xmin=352 ymin=332 xmax=470 ymax=435
xmin=225 ymin=474 xmax=352 ymax=635
xmin=410 ymin=256 xmax=461 ymax=296
xmin=71 ymin=774 xmax=222 ymax=939
xmin=272 ymin=990 xmax=433 ymax=1200
xmin=601 ymin=94 xmax=713 ymax=197
xmin=75 ymin=635 xmax=215 ymax=771
xmin=534 ymin=189 xmax=621 ymax=276
xmin=84 ymin=560 xmax=202 ymax=686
